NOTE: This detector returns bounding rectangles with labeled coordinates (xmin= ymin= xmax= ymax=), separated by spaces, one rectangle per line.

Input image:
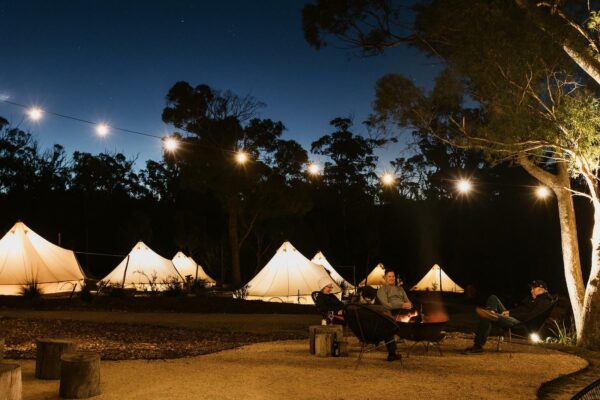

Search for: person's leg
xmin=385 ymin=337 xmax=398 ymax=361
xmin=474 ymin=319 xmax=493 ymax=348
xmin=485 ymin=295 xmax=507 ymax=313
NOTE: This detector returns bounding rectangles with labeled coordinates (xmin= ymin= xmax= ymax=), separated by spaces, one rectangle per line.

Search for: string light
xmin=381 ymin=172 xmax=395 ymax=186
xmin=456 ymin=179 xmax=472 ymax=194
xmin=307 ymin=162 xmax=320 ymax=175
xmin=95 ymin=123 xmax=109 ymax=136
xmin=163 ymin=137 xmax=178 ymax=152
xmin=235 ymin=151 xmax=249 ymax=164
xmin=27 ymin=107 xmax=43 ymax=121
xmin=536 ymin=186 xmax=551 ymax=199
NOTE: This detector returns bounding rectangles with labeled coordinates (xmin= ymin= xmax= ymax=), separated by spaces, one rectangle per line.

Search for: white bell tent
xmin=241 ymin=241 xmax=341 ymax=304
xmin=0 ymin=222 xmax=85 ymax=295
xmin=172 ymin=251 xmax=216 ymax=286
xmin=102 ymin=241 xmax=183 ymax=291
xmin=411 ymin=264 xmax=464 ymax=293
xmin=358 ymin=263 xmax=387 ymax=288
xmin=311 ymin=251 xmax=354 ymax=290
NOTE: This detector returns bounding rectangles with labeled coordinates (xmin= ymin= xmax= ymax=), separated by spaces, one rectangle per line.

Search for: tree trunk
xmin=578 ymin=187 xmax=600 ymax=349
xmin=227 ymin=197 xmax=242 ymax=286
xmin=518 ymin=158 xmax=585 ymax=333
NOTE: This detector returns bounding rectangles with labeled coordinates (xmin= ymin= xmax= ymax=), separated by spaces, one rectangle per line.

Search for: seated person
xmin=376 ymin=270 xmax=413 ymax=316
xmin=463 ymin=280 xmax=553 ymax=354
xmin=315 ymin=278 xmax=344 ymax=323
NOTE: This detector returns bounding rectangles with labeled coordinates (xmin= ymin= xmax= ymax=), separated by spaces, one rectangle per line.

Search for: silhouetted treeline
xmin=0 ymin=92 xmax=592 ymax=296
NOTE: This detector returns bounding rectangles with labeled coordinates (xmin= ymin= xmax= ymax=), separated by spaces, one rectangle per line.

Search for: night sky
xmin=0 ymin=0 xmax=436 ymax=168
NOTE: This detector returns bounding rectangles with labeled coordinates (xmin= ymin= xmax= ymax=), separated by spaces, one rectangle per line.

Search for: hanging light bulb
xmin=95 ymin=123 xmax=109 ymax=136
xmin=536 ymin=186 xmax=550 ymax=199
xmin=456 ymin=179 xmax=472 ymax=194
xmin=381 ymin=172 xmax=395 ymax=186
xmin=27 ymin=107 xmax=43 ymax=121
xmin=235 ymin=150 xmax=249 ymax=164
xmin=163 ymin=137 xmax=179 ymax=152
xmin=307 ymin=162 xmax=320 ymax=175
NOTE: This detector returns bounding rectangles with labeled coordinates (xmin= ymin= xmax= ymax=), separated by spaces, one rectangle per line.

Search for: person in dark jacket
xmin=315 ymin=277 xmax=344 ymax=324
xmin=463 ymin=280 xmax=553 ymax=354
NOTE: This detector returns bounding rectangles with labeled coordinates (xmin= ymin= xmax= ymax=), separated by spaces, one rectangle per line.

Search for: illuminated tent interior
xmin=240 ymin=241 xmax=341 ymax=304
xmin=102 ymin=241 xmax=182 ymax=290
xmin=0 ymin=221 xmax=85 ymax=295
xmin=358 ymin=263 xmax=387 ymax=288
xmin=411 ymin=264 xmax=464 ymax=293
xmin=311 ymin=251 xmax=354 ymax=289
xmin=172 ymin=251 xmax=216 ymax=286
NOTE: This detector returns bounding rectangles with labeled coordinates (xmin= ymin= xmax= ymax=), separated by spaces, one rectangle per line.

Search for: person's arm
xmin=377 ymin=286 xmax=392 ymax=309
xmin=399 ymin=287 xmax=412 ymax=308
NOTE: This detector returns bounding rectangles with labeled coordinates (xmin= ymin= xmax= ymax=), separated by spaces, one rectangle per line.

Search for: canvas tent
xmin=0 ymin=221 xmax=85 ymax=295
xmin=311 ymin=251 xmax=354 ymax=290
xmin=411 ymin=264 xmax=464 ymax=293
xmin=102 ymin=241 xmax=183 ymax=291
xmin=240 ymin=241 xmax=341 ymax=304
xmin=358 ymin=263 xmax=387 ymax=288
xmin=172 ymin=251 xmax=216 ymax=286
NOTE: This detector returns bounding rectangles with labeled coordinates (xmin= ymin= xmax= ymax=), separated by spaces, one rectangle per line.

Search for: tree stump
xmin=35 ymin=339 xmax=77 ymax=379
xmin=308 ymin=325 xmax=343 ymax=355
xmin=59 ymin=352 xmax=101 ymax=399
xmin=315 ymin=333 xmax=334 ymax=357
xmin=0 ymin=363 xmax=22 ymax=400
xmin=338 ymin=340 xmax=349 ymax=357
xmin=0 ymin=338 xmax=5 ymax=361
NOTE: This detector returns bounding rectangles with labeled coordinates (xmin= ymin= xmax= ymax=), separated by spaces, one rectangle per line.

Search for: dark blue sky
xmin=0 ymin=0 xmax=437 ymax=169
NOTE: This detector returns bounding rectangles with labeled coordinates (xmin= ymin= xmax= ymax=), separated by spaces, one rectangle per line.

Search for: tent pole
xmin=121 ymin=255 xmax=130 ymax=289
xmin=439 ymin=267 xmax=442 ymax=292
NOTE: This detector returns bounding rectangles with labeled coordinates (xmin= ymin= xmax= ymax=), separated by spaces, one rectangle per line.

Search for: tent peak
xmin=278 ymin=241 xmax=297 ymax=252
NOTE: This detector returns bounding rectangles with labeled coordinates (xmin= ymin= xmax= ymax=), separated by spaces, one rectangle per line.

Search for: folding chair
xmin=495 ymin=296 xmax=558 ymax=354
xmin=344 ymin=303 xmax=402 ymax=368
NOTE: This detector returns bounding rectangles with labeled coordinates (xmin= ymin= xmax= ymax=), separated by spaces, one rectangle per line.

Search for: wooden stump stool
xmin=35 ymin=338 xmax=77 ymax=379
xmin=59 ymin=352 xmax=101 ymax=399
xmin=0 ymin=363 xmax=22 ymax=400
xmin=315 ymin=333 xmax=334 ymax=357
xmin=308 ymin=325 xmax=343 ymax=355
xmin=0 ymin=338 xmax=5 ymax=361
xmin=338 ymin=340 xmax=349 ymax=357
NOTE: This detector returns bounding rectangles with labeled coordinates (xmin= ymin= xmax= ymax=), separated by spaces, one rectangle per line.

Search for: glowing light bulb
xmin=381 ymin=172 xmax=395 ymax=186
xmin=529 ymin=333 xmax=541 ymax=343
xmin=27 ymin=107 xmax=43 ymax=121
xmin=96 ymin=123 xmax=109 ymax=136
xmin=456 ymin=179 xmax=472 ymax=194
xmin=536 ymin=186 xmax=550 ymax=199
xmin=164 ymin=137 xmax=178 ymax=152
xmin=307 ymin=162 xmax=320 ymax=175
xmin=235 ymin=151 xmax=248 ymax=164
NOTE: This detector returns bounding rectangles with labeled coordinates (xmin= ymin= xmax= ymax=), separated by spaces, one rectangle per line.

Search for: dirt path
xmin=15 ymin=336 xmax=586 ymax=400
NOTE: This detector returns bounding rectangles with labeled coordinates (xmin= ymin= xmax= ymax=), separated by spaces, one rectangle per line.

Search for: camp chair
xmin=572 ymin=377 xmax=600 ymax=400
xmin=495 ymin=296 xmax=558 ymax=353
xmin=311 ymin=291 xmax=344 ymax=324
xmin=344 ymin=303 xmax=402 ymax=368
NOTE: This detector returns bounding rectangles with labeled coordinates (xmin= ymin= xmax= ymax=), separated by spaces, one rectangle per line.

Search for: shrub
xmin=133 ymin=271 xmax=159 ymax=294
xmin=162 ymin=276 xmax=184 ymax=297
xmin=545 ymin=318 xmax=577 ymax=346
xmin=78 ymin=281 xmax=94 ymax=303
xmin=20 ymin=281 xmax=43 ymax=299
xmin=233 ymin=285 xmax=249 ymax=300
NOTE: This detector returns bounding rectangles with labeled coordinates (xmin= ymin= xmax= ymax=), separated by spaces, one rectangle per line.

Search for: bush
xmin=106 ymin=285 xmax=135 ymax=298
xmin=78 ymin=281 xmax=94 ymax=303
xmin=233 ymin=285 xmax=249 ymax=300
xmin=162 ymin=277 xmax=184 ymax=297
xmin=20 ymin=281 xmax=42 ymax=299
xmin=545 ymin=318 xmax=577 ymax=346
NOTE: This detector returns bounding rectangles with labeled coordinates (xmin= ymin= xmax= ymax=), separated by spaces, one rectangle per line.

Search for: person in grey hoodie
xmin=377 ymin=270 xmax=412 ymax=314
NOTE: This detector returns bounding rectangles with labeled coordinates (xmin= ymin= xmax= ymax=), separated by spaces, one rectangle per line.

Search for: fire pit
xmin=395 ymin=314 xmax=447 ymax=356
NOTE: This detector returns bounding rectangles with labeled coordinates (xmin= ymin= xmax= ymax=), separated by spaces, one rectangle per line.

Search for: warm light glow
xmin=381 ymin=172 xmax=395 ymax=186
xmin=163 ymin=137 xmax=178 ymax=152
xmin=235 ymin=151 xmax=248 ymax=164
xmin=307 ymin=162 xmax=320 ymax=175
xmin=96 ymin=123 xmax=109 ymax=136
xmin=456 ymin=179 xmax=472 ymax=194
xmin=536 ymin=186 xmax=550 ymax=199
xmin=27 ymin=107 xmax=43 ymax=121
xmin=530 ymin=333 xmax=541 ymax=343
